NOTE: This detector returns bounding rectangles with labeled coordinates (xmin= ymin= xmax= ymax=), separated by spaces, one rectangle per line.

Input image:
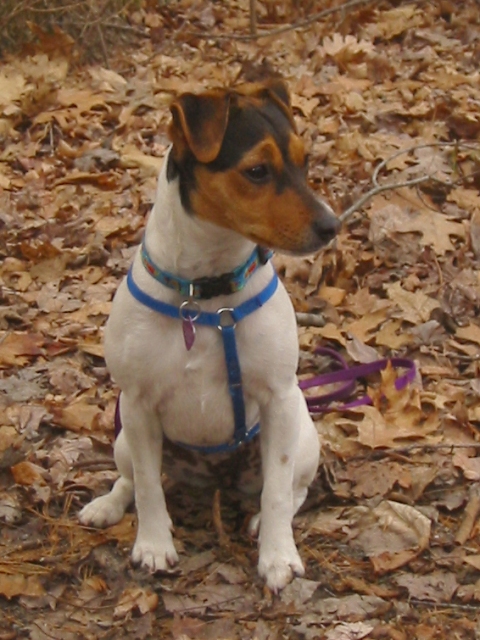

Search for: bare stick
xmin=455 ymin=483 xmax=480 ymax=545
xmin=188 ymin=0 xmax=375 ymax=42
xmin=339 ymin=140 xmax=479 ymax=224
xmin=212 ymin=489 xmax=230 ymax=548
xmin=338 ymin=175 xmax=430 ymax=224
xmin=249 ymin=0 xmax=257 ymax=36
xmin=296 ymin=312 xmax=326 ymax=328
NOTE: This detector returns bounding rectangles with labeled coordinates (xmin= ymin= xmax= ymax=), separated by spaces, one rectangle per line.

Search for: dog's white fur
xmin=79 ymin=152 xmax=321 ymax=591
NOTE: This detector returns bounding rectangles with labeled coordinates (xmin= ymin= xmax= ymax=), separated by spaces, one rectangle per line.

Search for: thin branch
xmin=455 ymin=483 xmax=480 ymax=545
xmin=339 ymin=141 xmax=480 ymax=224
xmin=187 ymin=0 xmax=376 ymax=42
xmin=371 ymin=140 xmax=472 ymax=188
xmin=296 ymin=312 xmax=326 ymax=328
xmin=339 ymin=175 xmax=430 ymax=224
xmin=345 ymin=442 xmax=480 ymax=463
xmin=249 ymin=0 xmax=257 ymax=36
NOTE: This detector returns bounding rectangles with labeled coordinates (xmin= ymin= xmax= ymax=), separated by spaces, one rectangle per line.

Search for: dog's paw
xmin=79 ymin=495 xmax=126 ymax=528
xmin=258 ymin=542 xmax=305 ymax=593
xmin=132 ymin=533 xmax=179 ymax=572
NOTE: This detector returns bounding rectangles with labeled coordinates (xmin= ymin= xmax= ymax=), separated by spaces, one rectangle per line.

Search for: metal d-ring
xmin=217 ymin=307 xmax=236 ymax=330
xmin=179 ymin=299 xmax=201 ymax=322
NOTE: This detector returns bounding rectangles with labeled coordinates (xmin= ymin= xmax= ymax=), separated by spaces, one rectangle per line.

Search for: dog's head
xmin=168 ymin=80 xmax=339 ymax=254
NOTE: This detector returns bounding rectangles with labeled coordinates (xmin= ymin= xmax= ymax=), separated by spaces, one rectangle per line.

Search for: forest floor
xmin=0 ymin=0 xmax=480 ymax=638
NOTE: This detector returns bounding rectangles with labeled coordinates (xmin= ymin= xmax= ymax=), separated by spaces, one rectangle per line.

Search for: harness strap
xmin=126 ymin=268 xmax=278 ymax=327
xmin=125 ymin=267 xmax=278 ymax=453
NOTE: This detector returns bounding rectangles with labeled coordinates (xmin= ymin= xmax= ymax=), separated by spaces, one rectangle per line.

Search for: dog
xmin=79 ymin=79 xmax=339 ymax=592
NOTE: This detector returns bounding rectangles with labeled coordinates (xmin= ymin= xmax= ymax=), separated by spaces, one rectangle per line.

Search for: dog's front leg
xmin=258 ymin=385 xmax=308 ymax=592
xmin=121 ymin=394 xmax=178 ymax=571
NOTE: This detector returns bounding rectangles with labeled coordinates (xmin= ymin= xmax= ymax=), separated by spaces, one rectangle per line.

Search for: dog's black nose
xmin=313 ymin=210 xmax=340 ymax=243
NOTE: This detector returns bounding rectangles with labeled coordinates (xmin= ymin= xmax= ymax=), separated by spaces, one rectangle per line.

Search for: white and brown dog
xmin=79 ymin=80 xmax=339 ymax=592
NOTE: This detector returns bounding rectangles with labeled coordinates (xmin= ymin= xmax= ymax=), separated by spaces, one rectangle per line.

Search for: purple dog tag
xmin=182 ymin=317 xmax=196 ymax=350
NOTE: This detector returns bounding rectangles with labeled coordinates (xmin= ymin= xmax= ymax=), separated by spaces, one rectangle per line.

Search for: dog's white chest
xmin=103 ymin=280 xmax=282 ymax=447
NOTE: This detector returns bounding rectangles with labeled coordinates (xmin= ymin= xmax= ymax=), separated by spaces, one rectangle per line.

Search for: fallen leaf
xmin=0 ymin=573 xmax=46 ymax=599
xmin=114 ymin=587 xmax=159 ymax=618
xmin=0 ymin=332 xmax=44 ymax=367
xmin=325 ymin=621 xmax=374 ymax=640
xmin=386 ymin=281 xmax=439 ymax=324
xmin=281 ymin=578 xmax=320 ymax=607
xmin=455 ymin=323 xmax=480 ymax=347
xmin=351 ymin=501 xmax=431 ymax=573
xmin=11 ymin=461 xmax=47 ymax=486
xmin=395 ymin=571 xmax=458 ymax=602
xmin=369 ymin=204 xmax=465 ymax=254
xmin=453 ymin=451 xmax=480 ymax=480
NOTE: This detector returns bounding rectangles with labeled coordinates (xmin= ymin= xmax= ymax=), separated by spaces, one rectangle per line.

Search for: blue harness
xmin=123 ymin=250 xmax=278 ymax=454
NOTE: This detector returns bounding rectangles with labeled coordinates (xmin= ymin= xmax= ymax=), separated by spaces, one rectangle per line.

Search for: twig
xmin=408 ymin=598 xmax=480 ymax=612
xmin=371 ymin=140 xmax=479 ymax=188
xmin=296 ymin=312 xmax=326 ymax=328
xmin=346 ymin=442 xmax=480 ymax=463
xmin=187 ymin=0 xmax=375 ymax=42
xmin=96 ymin=22 xmax=109 ymax=68
xmin=73 ymin=457 xmax=116 ymax=470
xmin=212 ymin=489 xmax=230 ymax=548
xmin=455 ymin=483 xmax=480 ymax=545
xmin=249 ymin=0 xmax=257 ymax=36
xmin=339 ymin=141 xmax=480 ymax=224
xmin=339 ymin=175 xmax=430 ymax=224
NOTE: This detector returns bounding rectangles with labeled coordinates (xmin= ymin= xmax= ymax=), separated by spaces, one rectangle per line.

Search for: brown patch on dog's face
xmin=288 ymin=134 xmax=307 ymax=170
xmin=169 ymin=81 xmax=339 ymax=254
xmin=189 ymin=142 xmax=332 ymax=253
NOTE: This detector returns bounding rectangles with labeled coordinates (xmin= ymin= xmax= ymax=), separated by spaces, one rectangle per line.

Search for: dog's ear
xmin=263 ymin=78 xmax=291 ymax=110
xmin=264 ymin=79 xmax=297 ymax=132
xmin=169 ymin=91 xmax=230 ymax=163
xmin=235 ymin=78 xmax=297 ymax=131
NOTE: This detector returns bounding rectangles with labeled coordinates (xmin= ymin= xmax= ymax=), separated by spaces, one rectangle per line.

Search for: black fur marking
xmin=210 ymin=101 xmax=292 ymax=172
xmin=166 ymin=152 xmax=179 ymax=182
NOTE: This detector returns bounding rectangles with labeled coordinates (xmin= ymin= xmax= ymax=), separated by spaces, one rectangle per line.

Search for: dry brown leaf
xmin=50 ymin=399 xmax=103 ymax=433
xmin=470 ymin=209 xmax=480 ymax=258
xmin=395 ymin=571 xmax=458 ymax=603
xmin=455 ymin=323 xmax=480 ymax=347
xmin=0 ymin=332 xmax=44 ymax=367
xmin=463 ymin=555 xmax=480 ymax=571
xmin=352 ymin=501 xmax=431 ymax=573
xmin=114 ymin=587 xmax=159 ymax=618
xmin=311 ymin=593 xmax=388 ymax=620
xmin=0 ymin=573 xmax=46 ymax=599
xmin=119 ymin=145 xmax=164 ymax=175
xmin=452 ymin=451 xmax=480 ymax=480
xmin=11 ymin=461 xmax=47 ymax=486
xmin=345 ymin=308 xmax=389 ymax=342
xmin=368 ymin=5 xmax=423 ymax=40
xmin=318 ymin=285 xmax=347 ymax=307
xmin=370 ymin=205 xmax=465 ymax=255
xmin=325 ymin=621 xmax=374 ymax=640
xmin=386 ymin=281 xmax=439 ymax=324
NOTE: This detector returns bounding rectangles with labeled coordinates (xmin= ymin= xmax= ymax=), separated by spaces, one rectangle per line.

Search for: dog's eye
xmin=243 ymin=164 xmax=270 ymax=183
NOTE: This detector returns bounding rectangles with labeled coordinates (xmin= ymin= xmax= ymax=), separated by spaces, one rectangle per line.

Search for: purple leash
xmin=299 ymin=347 xmax=416 ymax=413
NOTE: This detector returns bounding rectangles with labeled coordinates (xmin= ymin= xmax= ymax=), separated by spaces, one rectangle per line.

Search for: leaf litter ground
xmin=0 ymin=0 xmax=480 ymax=638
